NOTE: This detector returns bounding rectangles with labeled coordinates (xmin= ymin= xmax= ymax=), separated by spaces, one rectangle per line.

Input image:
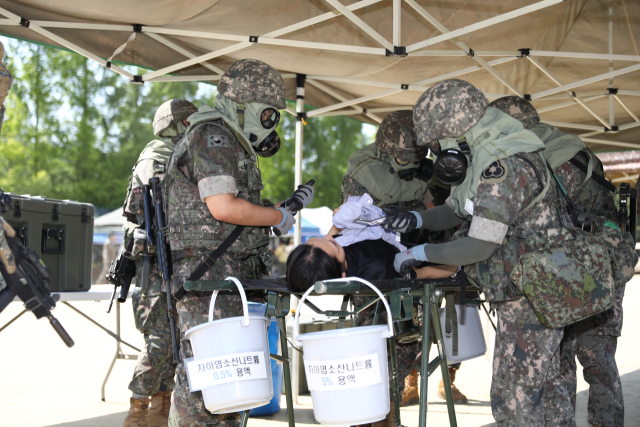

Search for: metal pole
xmin=278 ymin=316 xmax=296 ymax=427
xmin=609 ymin=0 xmax=615 ymax=127
xmin=294 ymin=74 xmax=306 ymax=247
xmin=418 ymin=284 xmax=431 ymax=427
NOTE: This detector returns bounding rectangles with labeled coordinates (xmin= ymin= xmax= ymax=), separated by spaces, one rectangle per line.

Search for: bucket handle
xmin=208 ymin=276 xmax=250 ymax=327
xmin=294 ymin=276 xmax=394 ymax=346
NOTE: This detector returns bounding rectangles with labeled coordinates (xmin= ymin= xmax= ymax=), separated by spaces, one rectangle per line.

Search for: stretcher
xmin=183 ymin=272 xmax=479 ymax=427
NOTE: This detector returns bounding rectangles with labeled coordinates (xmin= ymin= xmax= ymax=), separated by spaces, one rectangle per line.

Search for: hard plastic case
xmin=5 ymin=193 xmax=94 ymax=292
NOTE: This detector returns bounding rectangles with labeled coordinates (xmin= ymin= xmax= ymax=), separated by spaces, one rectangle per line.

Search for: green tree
xmin=260 ymin=110 xmax=374 ymax=208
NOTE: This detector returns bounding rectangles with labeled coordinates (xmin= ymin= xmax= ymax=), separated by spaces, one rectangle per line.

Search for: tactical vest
xmin=162 ymin=118 xmax=269 ymax=256
xmin=464 ymin=152 xmax=564 ymax=302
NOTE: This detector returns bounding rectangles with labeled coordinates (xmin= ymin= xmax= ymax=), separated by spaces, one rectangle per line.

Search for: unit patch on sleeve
xmin=207 ymin=134 xmax=230 ymax=148
xmin=481 ymin=160 xmax=508 ymax=184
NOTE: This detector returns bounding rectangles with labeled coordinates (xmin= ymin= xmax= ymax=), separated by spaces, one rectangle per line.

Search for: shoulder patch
xmin=481 ymin=160 xmax=508 ymax=184
xmin=206 ymin=134 xmax=230 ymax=148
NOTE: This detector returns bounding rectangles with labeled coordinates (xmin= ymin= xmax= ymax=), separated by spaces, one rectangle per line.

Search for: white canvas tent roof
xmin=0 ymin=0 xmax=638 ymax=153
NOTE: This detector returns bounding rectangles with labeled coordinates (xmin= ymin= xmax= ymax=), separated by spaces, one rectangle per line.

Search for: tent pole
xmin=294 ymin=74 xmax=306 ymax=248
xmin=609 ymin=0 xmax=615 ymax=127
xmin=537 ymin=95 xmax=606 ymax=114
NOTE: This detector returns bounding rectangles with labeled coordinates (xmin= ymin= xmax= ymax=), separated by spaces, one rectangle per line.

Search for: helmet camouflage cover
xmin=217 ymin=59 xmax=286 ymax=109
xmin=488 ymin=96 xmax=540 ymax=129
xmin=376 ymin=110 xmax=428 ymax=162
xmin=153 ymin=99 xmax=198 ymax=136
xmin=413 ymin=79 xmax=488 ymax=146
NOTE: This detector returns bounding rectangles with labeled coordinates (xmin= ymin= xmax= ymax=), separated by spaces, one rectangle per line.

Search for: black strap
xmin=568 ymin=157 xmax=617 ymax=193
xmin=173 ymin=225 xmax=245 ymax=302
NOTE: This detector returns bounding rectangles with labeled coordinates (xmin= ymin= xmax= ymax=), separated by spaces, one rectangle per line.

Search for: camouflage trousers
xmin=355 ymin=296 xmax=420 ymax=396
xmin=128 ymin=264 xmax=176 ymax=396
xmin=559 ymin=285 xmax=625 ymax=427
xmin=168 ymin=250 xmax=264 ymax=427
xmin=490 ymin=298 xmax=574 ymax=427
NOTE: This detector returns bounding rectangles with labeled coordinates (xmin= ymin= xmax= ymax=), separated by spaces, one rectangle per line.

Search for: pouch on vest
xmin=509 ymin=226 xmax=614 ymax=329
xmin=593 ymin=218 xmax=637 ymax=288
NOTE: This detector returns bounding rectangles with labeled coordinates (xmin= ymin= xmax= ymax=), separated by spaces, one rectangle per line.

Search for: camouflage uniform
xmin=345 ymin=111 xmax=429 ymax=396
xmin=123 ymin=139 xmax=178 ymax=397
xmin=413 ymin=81 xmax=573 ymax=426
xmin=163 ymin=59 xmax=283 ymax=427
xmin=489 ymin=97 xmax=633 ymax=427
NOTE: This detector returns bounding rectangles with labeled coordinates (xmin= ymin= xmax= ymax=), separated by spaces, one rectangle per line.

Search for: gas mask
xmin=428 ymin=137 xmax=471 ymax=186
xmin=236 ymin=102 xmax=281 ymax=157
xmin=390 ymin=157 xmax=434 ymax=182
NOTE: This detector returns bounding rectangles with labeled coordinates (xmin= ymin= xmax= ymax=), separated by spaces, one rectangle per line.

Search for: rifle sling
xmin=173 ymin=225 xmax=245 ymax=302
xmin=568 ymin=157 xmax=617 ymax=193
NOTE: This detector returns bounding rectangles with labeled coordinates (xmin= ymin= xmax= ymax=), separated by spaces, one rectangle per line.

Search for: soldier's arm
xmin=190 ymin=124 xmax=285 ymax=227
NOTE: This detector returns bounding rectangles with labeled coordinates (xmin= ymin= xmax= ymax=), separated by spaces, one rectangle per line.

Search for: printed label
xmin=304 ymin=353 xmax=382 ymax=391
xmin=185 ymin=351 xmax=268 ymax=392
xmin=465 ymin=198 xmax=474 ymax=216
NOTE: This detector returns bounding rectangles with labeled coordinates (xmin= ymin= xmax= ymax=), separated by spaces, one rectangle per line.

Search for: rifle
xmin=105 ymin=232 xmax=136 ymax=313
xmin=0 ymin=190 xmax=74 ymax=347
xmin=145 ymin=178 xmax=180 ymax=363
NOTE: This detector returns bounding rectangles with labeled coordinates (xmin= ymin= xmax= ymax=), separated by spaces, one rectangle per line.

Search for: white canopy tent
xmin=1 ymin=0 xmax=639 ymax=243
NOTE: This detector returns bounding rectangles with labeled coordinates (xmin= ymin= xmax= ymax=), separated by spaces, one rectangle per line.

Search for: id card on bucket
xmin=304 ymin=353 xmax=382 ymax=391
xmin=185 ymin=351 xmax=268 ymax=392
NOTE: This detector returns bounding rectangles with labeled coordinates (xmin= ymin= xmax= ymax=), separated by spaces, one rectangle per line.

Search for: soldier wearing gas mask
xmin=341 ymin=110 xmax=433 ymax=211
xmin=384 ymin=79 xmax=576 ymax=426
xmin=122 ymin=99 xmax=198 ymax=427
xmin=163 ymin=59 xmax=313 ymax=427
xmin=490 ymin=96 xmax=636 ymax=427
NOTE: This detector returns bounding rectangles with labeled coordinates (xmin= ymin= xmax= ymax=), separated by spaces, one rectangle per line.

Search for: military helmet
xmin=413 ymin=79 xmax=488 ymax=146
xmin=488 ymin=96 xmax=540 ymax=129
xmin=153 ymin=99 xmax=198 ymax=136
xmin=376 ymin=110 xmax=428 ymax=162
xmin=217 ymin=59 xmax=286 ymax=110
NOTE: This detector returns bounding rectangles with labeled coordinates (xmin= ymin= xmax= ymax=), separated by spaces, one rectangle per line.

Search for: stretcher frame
xmin=183 ymin=273 xmax=478 ymax=427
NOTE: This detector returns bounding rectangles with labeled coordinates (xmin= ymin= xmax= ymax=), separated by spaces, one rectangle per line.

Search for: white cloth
xmin=333 ymin=194 xmax=406 ymax=251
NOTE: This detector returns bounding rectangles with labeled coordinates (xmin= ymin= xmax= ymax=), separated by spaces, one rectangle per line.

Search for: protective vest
xmin=162 ymin=110 xmax=269 ymax=256
xmin=122 ymin=138 xmax=174 ymax=225
xmin=343 ymin=143 xmax=428 ymax=207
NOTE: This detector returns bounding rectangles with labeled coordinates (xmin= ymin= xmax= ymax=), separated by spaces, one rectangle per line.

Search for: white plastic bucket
xmin=439 ymin=304 xmax=487 ymax=363
xmin=295 ymin=277 xmax=394 ymax=426
xmin=185 ymin=277 xmax=273 ymax=414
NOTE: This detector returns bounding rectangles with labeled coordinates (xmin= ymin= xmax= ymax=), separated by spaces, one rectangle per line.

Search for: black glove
xmin=381 ymin=206 xmax=419 ymax=233
xmin=281 ymin=180 xmax=315 ymax=213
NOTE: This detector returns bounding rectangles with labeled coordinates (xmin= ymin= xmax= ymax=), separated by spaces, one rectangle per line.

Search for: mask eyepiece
xmin=260 ymin=108 xmax=280 ymax=129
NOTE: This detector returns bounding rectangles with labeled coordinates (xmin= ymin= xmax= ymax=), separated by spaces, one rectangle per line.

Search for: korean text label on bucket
xmin=304 ymin=353 xmax=382 ymax=391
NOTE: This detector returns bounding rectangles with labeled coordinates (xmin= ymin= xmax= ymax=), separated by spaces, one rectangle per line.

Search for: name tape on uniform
xmin=185 ymin=351 xmax=268 ymax=392
xmin=304 ymin=353 xmax=381 ymax=391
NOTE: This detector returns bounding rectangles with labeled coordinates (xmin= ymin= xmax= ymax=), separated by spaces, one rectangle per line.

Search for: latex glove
xmin=0 ymin=216 xmax=16 ymax=274
xmin=273 ymin=207 xmax=296 ymax=236
xmin=381 ymin=206 xmax=420 ymax=233
xmin=394 ymin=247 xmax=423 ymax=275
xmin=281 ymin=180 xmax=315 ymax=212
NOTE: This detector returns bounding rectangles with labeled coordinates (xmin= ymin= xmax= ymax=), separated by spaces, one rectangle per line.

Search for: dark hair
xmin=286 ymin=244 xmax=345 ymax=293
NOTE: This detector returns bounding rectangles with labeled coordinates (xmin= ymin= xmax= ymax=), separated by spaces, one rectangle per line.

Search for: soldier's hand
xmin=273 ymin=207 xmax=296 ymax=236
xmin=394 ymin=247 xmax=422 ymax=276
xmin=0 ymin=216 xmax=16 ymax=274
xmin=282 ymin=180 xmax=315 ymax=212
xmin=381 ymin=207 xmax=419 ymax=233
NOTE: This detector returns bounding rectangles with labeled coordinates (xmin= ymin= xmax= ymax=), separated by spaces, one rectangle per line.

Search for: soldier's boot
xmin=437 ymin=366 xmax=468 ymax=404
xmin=372 ymin=401 xmax=397 ymax=427
xmin=123 ymin=397 xmax=149 ymax=427
xmin=400 ymin=369 xmax=420 ymax=407
xmin=147 ymin=391 xmax=172 ymax=427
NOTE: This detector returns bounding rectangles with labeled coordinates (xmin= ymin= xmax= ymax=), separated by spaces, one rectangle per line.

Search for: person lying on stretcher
xmin=286 ymin=194 xmax=457 ymax=292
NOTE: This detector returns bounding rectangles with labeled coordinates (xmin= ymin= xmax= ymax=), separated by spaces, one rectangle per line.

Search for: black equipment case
xmin=5 ymin=194 xmax=94 ymax=292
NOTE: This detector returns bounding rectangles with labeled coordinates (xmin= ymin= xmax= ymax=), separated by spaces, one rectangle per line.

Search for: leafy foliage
xmin=0 ymin=38 xmax=373 ymax=210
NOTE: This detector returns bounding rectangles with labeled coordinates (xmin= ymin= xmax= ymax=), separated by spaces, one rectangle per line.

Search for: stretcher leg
xmin=240 ymin=410 xmax=249 ymax=427
xmin=388 ymin=336 xmax=402 ymax=426
xmin=430 ymin=294 xmax=457 ymax=427
xmin=418 ymin=284 xmax=431 ymax=427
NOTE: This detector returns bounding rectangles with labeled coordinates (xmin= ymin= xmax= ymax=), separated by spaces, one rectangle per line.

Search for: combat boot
xmin=123 ymin=397 xmax=149 ymax=427
xmin=372 ymin=401 xmax=397 ymax=427
xmin=437 ymin=366 xmax=468 ymax=404
xmin=147 ymin=391 xmax=172 ymax=427
xmin=400 ymin=369 xmax=420 ymax=406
